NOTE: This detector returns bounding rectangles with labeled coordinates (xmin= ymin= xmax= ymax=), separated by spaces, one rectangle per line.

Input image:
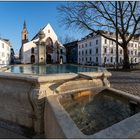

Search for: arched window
xmin=60 ymin=49 xmax=63 ymax=54
xmin=46 ymin=37 xmax=53 ymax=53
xmin=31 ymin=47 xmax=34 ymax=53
xmin=24 ymin=34 xmax=26 ymax=40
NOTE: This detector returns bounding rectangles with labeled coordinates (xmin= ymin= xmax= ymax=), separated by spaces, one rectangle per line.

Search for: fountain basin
xmin=5 ymin=64 xmax=102 ymax=75
xmin=0 ymin=70 xmax=111 ymax=135
xmin=45 ymin=87 xmax=140 ymax=138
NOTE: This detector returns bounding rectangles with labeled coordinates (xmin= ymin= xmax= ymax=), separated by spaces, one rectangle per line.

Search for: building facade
xmin=0 ymin=38 xmax=11 ymax=66
xmin=78 ymin=32 xmax=140 ymax=66
xmin=20 ymin=22 xmax=66 ymax=64
xmin=64 ymin=41 xmax=78 ymax=64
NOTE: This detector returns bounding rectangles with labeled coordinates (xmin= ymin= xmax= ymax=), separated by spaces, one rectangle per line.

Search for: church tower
xmin=22 ymin=20 xmax=28 ymax=45
xmin=19 ymin=20 xmax=29 ymax=60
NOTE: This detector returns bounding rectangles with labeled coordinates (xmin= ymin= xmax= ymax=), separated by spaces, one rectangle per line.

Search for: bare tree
xmin=58 ymin=1 xmax=140 ymax=70
xmin=59 ymin=34 xmax=76 ymax=44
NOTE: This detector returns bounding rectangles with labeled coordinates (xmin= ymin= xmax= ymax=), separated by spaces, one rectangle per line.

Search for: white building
xmin=20 ymin=22 xmax=66 ymax=64
xmin=0 ymin=38 xmax=11 ymax=67
xmin=78 ymin=32 xmax=140 ymax=66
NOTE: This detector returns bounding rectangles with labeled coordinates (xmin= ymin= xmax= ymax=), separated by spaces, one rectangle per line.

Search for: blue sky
xmin=0 ymin=1 xmax=89 ymax=55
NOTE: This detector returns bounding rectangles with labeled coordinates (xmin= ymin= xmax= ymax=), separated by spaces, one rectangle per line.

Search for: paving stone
xmin=109 ymin=71 xmax=140 ymax=97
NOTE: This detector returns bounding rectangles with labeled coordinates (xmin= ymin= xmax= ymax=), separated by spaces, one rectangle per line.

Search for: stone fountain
xmin=34 ymin=31 xmax=46 ymax=65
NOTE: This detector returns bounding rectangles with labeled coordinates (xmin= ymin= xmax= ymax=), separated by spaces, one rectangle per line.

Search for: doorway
xmin=46 ymin=54 xmax=52 ymax=64
xmin=31 ymin=55 xmax=35 ymax=64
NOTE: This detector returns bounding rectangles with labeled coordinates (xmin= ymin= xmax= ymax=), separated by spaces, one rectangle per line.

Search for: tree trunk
xmin=123 ymin=45 xmax=130 ymax=70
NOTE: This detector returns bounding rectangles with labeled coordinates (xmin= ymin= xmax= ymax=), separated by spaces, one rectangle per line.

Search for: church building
xmin=20 ymin=21 xmax=66 ymax=64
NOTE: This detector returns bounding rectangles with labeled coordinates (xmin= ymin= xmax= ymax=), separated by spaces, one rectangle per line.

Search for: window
xmin=89 ymin=49 xmax=92 ymax=55
xmin=24 ymin=34 xmax=26 ymax=40
xmin=79 ymin=58 xmax=81 ymax=62
xmin=131 ymin=51 xmax=133 ymax=55
xmin=135 ymin=44 xmax=137 ymax=47
xmin=96 ymin=57 xmax=98 ymax=63
xmin=105 ymin=39 xmax=107 ymax=44
xmin=86 ymin=57 xmax=87 ymax=62
xmin=135 ymin=50 xmax=137 ymax=55
xmin=96 ymin=48 xmax=98 ymax=54
xmin=82 ymin=57 xmax=84 ymax=61
xmin=131 ymin=58 xmax=133 ymax=63
xmin=96 ymin=40 xmax=98 ymax=45
xmin=85 ymin=43 xmax=87 ymax=47
xmin=48 ymin=30 xmax=50 ymax=33
xmin=60 ymin=49 xmax=63 ymax=54
xmin=79 ymin=51 xmax=81 ymax=55
xmin=111 ymin=48 xmax=113 ymax=54
xmin=31 ymin=47 xmax=34 ymax=53
xmin=120 ymin=49 xmax=122 ymax=55
xmin=85 ymin=50 xmax=87 ymax=55
xmin=89 ymin=42 xmax=92 ymax=46
xmin=82 ymin=50 xmax=84 ymax=55
xmin=110 ymin=57 xmax=113 ymax=63
xmin=104 ymin=48 xmax=107 ymax=53
xmin=104 ymin=57 xmax=106 ymax=63
xmin=90 ymin=57 xmax=92 ymax=61
xmin=135 ymin=58 xmax=137 ymax=62
xmin=79 ymin=45 xmax=80 ymax=49
xmin=2 ymin=43 xmax=4 ymax=48
xmin=131 ymin=43 xmax=133 ymax=47
xmin=82 ymin=44 xmax=84 ymax=48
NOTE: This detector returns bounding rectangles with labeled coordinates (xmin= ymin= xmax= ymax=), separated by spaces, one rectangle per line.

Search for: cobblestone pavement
xmin=109 ymin=70 xmax=140 ymax=97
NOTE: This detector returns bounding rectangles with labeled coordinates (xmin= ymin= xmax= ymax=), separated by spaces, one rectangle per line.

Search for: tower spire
xmin=23 ymin=20 xmax=26 ymax=29
xmin=22 ymin=20 xmax=28 ymax=44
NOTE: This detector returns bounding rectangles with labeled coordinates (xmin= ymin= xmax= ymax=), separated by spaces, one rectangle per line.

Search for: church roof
xmin=31 ymin=26 xmax=46 ymax=41
xmin=31 ymin=23 xmax=53 ymax=41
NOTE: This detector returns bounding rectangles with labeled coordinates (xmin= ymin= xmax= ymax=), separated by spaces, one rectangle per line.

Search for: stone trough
xmin=44 ymin=72 xmax=140 ymax=139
